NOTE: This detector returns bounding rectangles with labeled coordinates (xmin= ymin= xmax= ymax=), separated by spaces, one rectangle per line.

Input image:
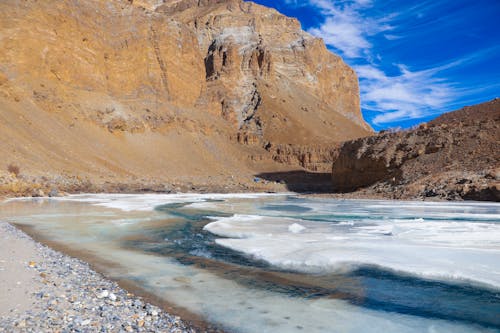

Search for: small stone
xmin=28 ymin=261 xmax=36 ymax=268
xmin=32 ymin=189 xmax=45 ymax=197
xmin=97 ymin=290 xmax=109 ymax=299
xmin=109 ymin=293 xmax=117 ymax=301
xmin=48 ymin=188 xmax=60 ymax=197
xmin=81 ymin=319 xmax=91 ymax=326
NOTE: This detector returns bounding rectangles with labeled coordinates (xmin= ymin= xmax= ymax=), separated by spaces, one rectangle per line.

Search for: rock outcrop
xmin=265 ymin=144 xmax=339 ymax=172
xmin=0 ymin=0 xmax=371 ymax=195
xmin=331 ymin=99 xmax=500 ymax=201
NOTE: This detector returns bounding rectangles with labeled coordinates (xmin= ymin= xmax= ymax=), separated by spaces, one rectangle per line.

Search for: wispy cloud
xmin=357 ymin=46 xmax=500 ymax=125
xmin=306 ymin=0 xmax=392 ymax=58
xmin=356 ymin=64 xmax=455 ymax=124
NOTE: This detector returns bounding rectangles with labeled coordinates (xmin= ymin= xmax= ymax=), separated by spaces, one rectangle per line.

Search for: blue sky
xmin=251 ymin=0 xmax=500 ymax=130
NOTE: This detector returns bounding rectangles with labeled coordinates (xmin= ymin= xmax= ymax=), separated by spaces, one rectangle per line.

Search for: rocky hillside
xmin=331 ymin=99 xmax=500 ymax=201
xmin=0 ymin=0 xmax=371 ymax=195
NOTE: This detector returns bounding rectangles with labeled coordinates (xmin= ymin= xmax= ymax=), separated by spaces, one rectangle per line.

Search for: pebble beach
xmin=0 ymin=222 xmax=197 ymax=333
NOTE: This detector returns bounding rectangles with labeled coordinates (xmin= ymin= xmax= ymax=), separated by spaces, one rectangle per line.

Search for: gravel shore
xmin=0 ymin=222 xmax=197 ymax=333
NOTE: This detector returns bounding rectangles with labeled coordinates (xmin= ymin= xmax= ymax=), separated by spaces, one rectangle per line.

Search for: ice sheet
xmin=17 ymin=193 xmax=287 ymax=212
xmin=204 ymin=203 xmax=500 ymax=288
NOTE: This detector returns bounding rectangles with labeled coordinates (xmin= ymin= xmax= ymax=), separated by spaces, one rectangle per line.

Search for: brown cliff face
xmin=331 ymin=99 xmax=500 ymax=201
xmin=0 ymin=0 xmax=371 ymax=195
xmin=162 ymin=0 xmax=371 ymax=144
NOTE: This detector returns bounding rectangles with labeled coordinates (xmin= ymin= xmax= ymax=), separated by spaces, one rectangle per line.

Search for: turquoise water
xmin=1 ymin=194 xmax=499 ymax=332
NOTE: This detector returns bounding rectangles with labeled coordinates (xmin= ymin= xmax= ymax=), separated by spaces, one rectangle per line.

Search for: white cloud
xmin=305 ymin=0 xmax=392 ymax=58
xmin=383 ymin=34 xmax=403 ymax=40
xmin=355 ymin=64 xmax=455 ymax=124
xmin=309 ymin=17 xmax=370 ymax=58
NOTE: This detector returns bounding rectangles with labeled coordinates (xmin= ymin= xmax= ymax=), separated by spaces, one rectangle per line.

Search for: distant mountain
xmin=0 ymin=0 xmax=371 ymax=195
xmin=331 ymin=98 xmax=500 ymax=201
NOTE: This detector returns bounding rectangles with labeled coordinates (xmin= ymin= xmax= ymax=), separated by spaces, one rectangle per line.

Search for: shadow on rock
xmin=256 ymin=171 xmax=333 ymax=193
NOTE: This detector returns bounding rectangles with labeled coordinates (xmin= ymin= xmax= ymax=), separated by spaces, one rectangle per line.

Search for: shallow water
xmin=1 ymin=194 xmax=499 ymax=332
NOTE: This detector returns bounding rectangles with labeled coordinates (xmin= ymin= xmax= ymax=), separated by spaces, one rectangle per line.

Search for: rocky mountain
xmin=331 ymin=99 xmax=500 ymax=201
xmin=0 ymin=0 xmax=371 ymax=196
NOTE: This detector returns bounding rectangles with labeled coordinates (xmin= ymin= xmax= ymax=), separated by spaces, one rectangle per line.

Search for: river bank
xmin=0 ymin=221 xmax=197 ymax=333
